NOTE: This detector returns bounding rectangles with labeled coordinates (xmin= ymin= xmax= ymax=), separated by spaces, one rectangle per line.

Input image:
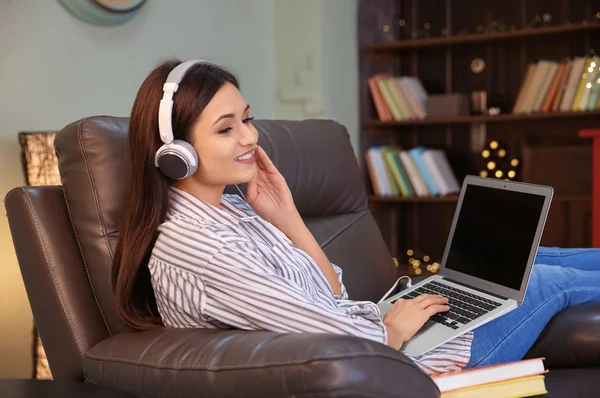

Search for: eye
xmin=243 ymin=116 xmax=255 ymax=124
xmin=218 ymin=127 xmax=232 ymax=134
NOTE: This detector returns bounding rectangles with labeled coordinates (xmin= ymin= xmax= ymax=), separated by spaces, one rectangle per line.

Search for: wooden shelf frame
xmin=368 ymin=194 xmax=591 ymax=204
xmin=360 ymin=22 xmax=600 ymax=52
xmin=362 ymin=110 xmax=600 ymax=128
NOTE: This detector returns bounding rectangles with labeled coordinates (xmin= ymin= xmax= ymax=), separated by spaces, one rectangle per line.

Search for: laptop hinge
xmin=442 ymin=277 xmax=509 ymax=301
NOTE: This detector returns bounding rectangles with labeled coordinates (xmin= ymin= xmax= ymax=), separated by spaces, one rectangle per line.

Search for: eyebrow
xmin=212 ymin=104 xmax=250 ymax=126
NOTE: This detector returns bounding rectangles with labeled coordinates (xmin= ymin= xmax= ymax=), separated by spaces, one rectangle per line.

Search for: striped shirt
xmin=148 ymin=187 xmax=472 ymax=375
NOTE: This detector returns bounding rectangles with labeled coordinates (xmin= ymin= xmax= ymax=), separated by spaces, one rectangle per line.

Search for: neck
xmin=173 ymin=178 xmax=224 ymax=208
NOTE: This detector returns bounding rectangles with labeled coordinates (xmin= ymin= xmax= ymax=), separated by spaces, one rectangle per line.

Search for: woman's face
xmin=189 ymin=82 xmax=258 ymax=186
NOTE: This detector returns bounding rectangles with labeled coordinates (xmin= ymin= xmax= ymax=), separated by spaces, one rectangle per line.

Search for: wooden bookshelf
xmin=362 ymin=109 xmax=600 ymax=128
xmin=361 ymin=22 xmax=600 ymax=52
xmin=358 ymin=0 xmax=599 ymax=261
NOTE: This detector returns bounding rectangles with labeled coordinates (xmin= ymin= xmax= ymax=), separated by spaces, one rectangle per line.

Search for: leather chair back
xmin=5 ymin=116 xmax=399 ymax=381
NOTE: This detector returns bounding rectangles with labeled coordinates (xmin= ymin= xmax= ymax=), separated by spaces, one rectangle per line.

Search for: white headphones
xmin=155 ymin=60 xmax=209 ymax=180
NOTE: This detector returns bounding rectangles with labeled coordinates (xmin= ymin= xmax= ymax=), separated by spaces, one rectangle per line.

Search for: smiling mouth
xmin=235 ymin=149 xmax=255 ymax=161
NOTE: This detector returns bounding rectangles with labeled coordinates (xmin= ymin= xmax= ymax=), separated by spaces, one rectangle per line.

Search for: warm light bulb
xmin=423 ymin=255 xmax=430 ymax=262
xmin=511 ymin=158 xmax=519 ymax=167
xmin=407 ymin=249 xmax=414 ymax=256
xmin=495 ymin=170 xmax=503 ymax=178
xmin=415 ymin=268 xmax=422 ymax=275
xmin=487 ymin=161 xmax=496 ymax=170
xmin=498 ymin=149 xmax=506 ymax=158
xmin=480 ymin=170 xmax=488 ymax=178
xmin=587 ymin=82 xmax=593 ymax=89
xmin=482 ymin=149 xmax=490 ymax=158
xmin=508 ymin=170 xmax=516 ymax=178
xmin=490 ymin=141 xmax=499 ymax=149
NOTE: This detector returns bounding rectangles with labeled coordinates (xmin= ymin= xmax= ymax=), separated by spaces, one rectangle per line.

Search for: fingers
xmin=427 ymin=304 xmax=451 ymax=317
xmin=255 ymin=146 xmax=279 ymax=173
xmin=414 ymin=294 xmax=447 ymax=305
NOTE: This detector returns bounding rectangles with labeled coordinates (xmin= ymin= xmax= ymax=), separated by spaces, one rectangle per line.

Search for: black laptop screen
xmin=444 ymin=184 xmax=546 ymax=290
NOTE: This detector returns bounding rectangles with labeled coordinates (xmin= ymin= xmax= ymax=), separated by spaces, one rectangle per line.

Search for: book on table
xmin=431 ymin=357 xmax=548 ymax=396
xmin=439 ymin=375 xmax=547 ymax=398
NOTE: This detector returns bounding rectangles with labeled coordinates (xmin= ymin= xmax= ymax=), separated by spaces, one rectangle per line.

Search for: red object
xmin=579 ymin=129 xmax=600 ymax=247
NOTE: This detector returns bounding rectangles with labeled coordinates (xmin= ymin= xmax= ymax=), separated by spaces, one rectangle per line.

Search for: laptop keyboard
xmin=396 ymin=281 xmax=502 ymax=329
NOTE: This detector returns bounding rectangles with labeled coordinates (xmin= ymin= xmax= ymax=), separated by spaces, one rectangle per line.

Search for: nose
xmin=240 ymin=122 xmax=258 ymax=146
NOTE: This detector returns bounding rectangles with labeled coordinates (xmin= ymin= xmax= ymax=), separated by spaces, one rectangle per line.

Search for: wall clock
xmin=58 ymin=0 xmax=148 ymax=26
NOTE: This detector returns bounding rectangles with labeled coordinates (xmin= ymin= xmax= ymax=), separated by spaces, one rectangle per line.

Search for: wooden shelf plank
xmin=362 ymin=109 xmax=600 ymax=128
xmin=368 ymin=195 xmax=460 ymax=203
xmin=368 ymin=194 xmax=590 ymax=204
xmin=360 ymin=22 xmax=600 ymax=52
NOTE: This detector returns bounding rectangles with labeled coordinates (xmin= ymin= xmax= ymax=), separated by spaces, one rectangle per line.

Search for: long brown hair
xmin=112 ymin=58 xmax=240 ymax=331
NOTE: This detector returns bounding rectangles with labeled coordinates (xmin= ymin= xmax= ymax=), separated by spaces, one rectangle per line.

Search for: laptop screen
xmin=444 ymin=184 xmax=546 ymax=291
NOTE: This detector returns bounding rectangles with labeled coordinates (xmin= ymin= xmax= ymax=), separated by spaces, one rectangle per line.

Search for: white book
xmin=421 ymin=150 xmax=455 ymax=196
xmin=372 ymin=148 xmax=392 ymax=196
xmin=432 ymin=357 xmax=547 ymax=393
xmin=431 ymin=150 xmax=460 ymax=194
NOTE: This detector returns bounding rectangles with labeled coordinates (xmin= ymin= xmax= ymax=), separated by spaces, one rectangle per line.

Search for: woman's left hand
xmin=246 ymin=146 xmax=300 ymax=228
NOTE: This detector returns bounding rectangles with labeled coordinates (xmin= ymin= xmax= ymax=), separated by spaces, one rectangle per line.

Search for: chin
xmin=233 ymin=169 xmax=257 ymax=185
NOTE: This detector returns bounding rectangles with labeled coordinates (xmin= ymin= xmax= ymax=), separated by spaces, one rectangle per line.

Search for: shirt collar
xmin=168 ymin=186 xmax=257 ymax=227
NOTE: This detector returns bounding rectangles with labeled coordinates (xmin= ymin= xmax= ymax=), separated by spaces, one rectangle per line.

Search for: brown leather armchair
xmin=4 ymin=116 xmax=600 ymax=397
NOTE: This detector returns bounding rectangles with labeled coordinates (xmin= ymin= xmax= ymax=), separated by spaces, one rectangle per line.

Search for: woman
xmin=112 ymin=59 xmax=600 ymax=377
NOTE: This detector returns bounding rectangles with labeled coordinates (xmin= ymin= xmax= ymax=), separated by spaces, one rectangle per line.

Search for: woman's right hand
xmin=383 ymin=294 xmax=450 ymax=350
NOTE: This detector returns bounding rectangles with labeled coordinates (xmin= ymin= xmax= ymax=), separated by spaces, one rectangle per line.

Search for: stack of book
xmin=513 ymin=55 xmax=600 ymax=114
xmin=367 ymin=74 xmax=428 ymax=121
xmin=365 ymin=146 xmax=460 ymax=198
xmin=432 ymin=357 xmax=548 ymax=397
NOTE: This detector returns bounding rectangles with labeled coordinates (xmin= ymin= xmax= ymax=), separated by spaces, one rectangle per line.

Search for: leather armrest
xmin=525 ymin=303 xmax=600 ymax=368
xmin=84 ymin=328 xmax=439 ymax=398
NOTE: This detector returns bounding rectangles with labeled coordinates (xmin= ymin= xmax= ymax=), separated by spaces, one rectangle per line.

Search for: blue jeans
xmin=465 ymin=246 xmax=600 ymax=368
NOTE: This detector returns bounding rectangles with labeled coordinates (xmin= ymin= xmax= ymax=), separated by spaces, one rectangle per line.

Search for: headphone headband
xmin=158 ymin=59 xmax=211 ymax=144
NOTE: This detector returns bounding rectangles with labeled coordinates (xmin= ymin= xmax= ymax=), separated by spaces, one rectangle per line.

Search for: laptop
xmin=377 ymin=175 xmax=553 ymax=357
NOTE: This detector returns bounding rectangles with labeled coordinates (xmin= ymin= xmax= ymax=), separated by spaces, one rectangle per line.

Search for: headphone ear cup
xmin=156 ymin=139 xmax=199 ymax=180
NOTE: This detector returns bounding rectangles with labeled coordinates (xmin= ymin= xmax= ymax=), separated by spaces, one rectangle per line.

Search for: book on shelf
xmin=431 ymin=357 xmax=548 ymax=397
xmin=367 ymin=74 xmax=428 ymax=121
xmin=365 ymin=146 xmax=460 ymax=198
xmin=513 ymin=55 xmax=600 ymax=114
